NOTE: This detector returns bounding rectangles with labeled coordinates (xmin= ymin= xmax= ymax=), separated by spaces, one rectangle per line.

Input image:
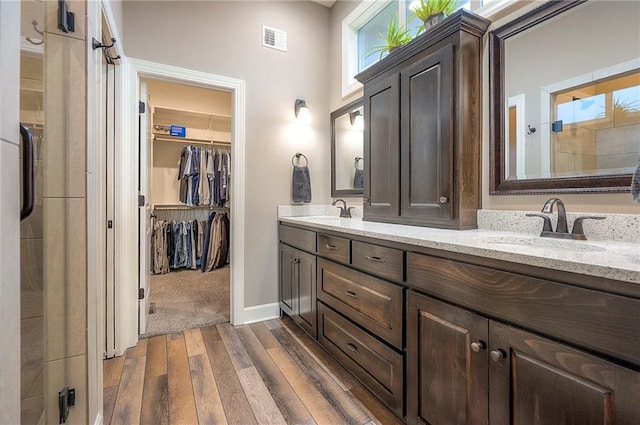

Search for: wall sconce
xmin=295 ymin=99 xmax=310 ymax=123
xmin=349 ymin=110 xmax=364 ymax=130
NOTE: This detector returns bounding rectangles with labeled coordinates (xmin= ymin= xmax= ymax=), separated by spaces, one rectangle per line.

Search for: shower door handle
xmin=20 ymin=124 xmax=35 ymax=221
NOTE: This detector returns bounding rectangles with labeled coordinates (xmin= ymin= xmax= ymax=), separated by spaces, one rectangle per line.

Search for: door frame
xmin=121 ymin=58 xmax=247 ymax=348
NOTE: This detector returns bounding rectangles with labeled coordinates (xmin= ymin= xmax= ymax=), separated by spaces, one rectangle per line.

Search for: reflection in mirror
xmin=332 ymin=98 xmax=364 ymax=196
xmin=491 ymin=0 xmax=638 ymax=194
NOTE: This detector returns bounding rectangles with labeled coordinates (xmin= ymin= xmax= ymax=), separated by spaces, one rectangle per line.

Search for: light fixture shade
xmin=349 ymin=110 xmax=362 ymax=126
xmin=295 ymin=98 xmax=309 ymax=118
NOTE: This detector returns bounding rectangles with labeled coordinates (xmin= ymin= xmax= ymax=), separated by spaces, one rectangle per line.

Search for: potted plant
xmin=364 ymin=16 xmax=415 ymax=60
xmin=410 ymin=0 xmax=458 ymax=31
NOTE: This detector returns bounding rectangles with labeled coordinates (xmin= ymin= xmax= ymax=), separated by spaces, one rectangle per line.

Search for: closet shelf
xmin=153 ymin=204 xmax=230 ymax=210
xmin=154 ymin=134 xmax=231 ymax=147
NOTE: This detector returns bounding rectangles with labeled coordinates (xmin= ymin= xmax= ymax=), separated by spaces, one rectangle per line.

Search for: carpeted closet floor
xmin=143 ymin=265 xmax=230 ymax=337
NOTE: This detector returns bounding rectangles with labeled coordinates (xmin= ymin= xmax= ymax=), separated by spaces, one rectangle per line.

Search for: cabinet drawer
xmin=279 ymin=224 xmax=315 ymax=252
xmin=317 ymin=233 xmax=350 ymax=264
xmin=318 ymin=259 xmax=403 ymax=349
xmin=352 ymin=241 xmax=404 ymax=282
xmin=318 ymin=303 xmax=404 ymax=417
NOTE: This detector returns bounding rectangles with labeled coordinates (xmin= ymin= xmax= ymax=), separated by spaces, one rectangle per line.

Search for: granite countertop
xmin=278 ymin=215 xmax=640 ymax=285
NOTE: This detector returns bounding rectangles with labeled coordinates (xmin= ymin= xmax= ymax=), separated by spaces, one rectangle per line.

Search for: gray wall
xmin=122 ymin=1 xmax=331 ymax=308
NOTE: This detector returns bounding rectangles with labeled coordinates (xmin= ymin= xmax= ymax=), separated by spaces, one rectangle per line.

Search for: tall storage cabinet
xmin=356 ymin=10 xmax=490 ymax=229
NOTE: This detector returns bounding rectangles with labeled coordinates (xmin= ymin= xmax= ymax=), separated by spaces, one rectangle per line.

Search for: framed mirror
xmin=490 ymin=0 xmax=639 ymax=194
xmin=331 ymin=98 xmax=364 ymax=197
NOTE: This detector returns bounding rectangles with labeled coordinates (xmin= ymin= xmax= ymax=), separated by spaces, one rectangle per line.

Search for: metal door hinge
xmin=58 ymin=386 xmax=75 ymax=424
xmin=139 ymin=101 xmax=146 ymax=114
xmin=107 ymin=220 xmax=113 ymax=229
xmin=139 ymin=288 xmax=145 ymax=300
xmin=138 ymin=194 xmax=145 ymax=207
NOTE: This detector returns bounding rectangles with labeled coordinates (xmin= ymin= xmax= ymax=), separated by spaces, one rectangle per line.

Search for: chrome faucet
xmin=527 ymin=198 xmax=605 ymax=240
xmin=332 ymin=199 xmax=353 ymax=218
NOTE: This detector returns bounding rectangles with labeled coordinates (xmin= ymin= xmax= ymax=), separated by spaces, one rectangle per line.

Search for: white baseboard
xmin=243 ymin=303 xmax=280 ymax=325
xmin=93 ymin=413 xmax=103 ymax=425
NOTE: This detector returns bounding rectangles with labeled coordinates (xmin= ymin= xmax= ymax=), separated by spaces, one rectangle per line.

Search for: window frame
xmin=341 ymin=0 xmax=517 ymax=99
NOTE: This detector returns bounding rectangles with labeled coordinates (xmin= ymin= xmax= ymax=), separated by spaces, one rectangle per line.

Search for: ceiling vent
xmin=262 ymin=26 xmax=287 ymax=52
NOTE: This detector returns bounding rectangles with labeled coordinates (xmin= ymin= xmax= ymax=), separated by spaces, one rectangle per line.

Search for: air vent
xmin=262 ymin=26 xmax=287 ymax=52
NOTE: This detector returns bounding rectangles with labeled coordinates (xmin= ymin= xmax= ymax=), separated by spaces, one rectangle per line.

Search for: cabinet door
xmin=279 ymin=243 xmax=296 ymax=317
xmin=489 ymin=321 xmax=640 ymax=425
xmin=293 ymin=249 xmax=317 ymax=338
xmin=407 ymin=291 xmax=488 ymax=425
xmin=364 ymin=74 xmax=400 ymax=220
xmin=400 ymin=44 xmax=453 ymax=223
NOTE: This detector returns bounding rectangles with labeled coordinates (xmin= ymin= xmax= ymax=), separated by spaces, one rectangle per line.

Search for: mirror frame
xmin=489 ymin=0 xmax=633 ymax=195
xmin=331 ymin=98 xmax=364 ymax=197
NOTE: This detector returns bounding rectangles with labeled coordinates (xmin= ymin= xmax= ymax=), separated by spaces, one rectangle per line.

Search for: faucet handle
xmin=571 ymin=216 xmax=606 ymax=236
xmin=526 ymin=213 xmax=553 ymax=233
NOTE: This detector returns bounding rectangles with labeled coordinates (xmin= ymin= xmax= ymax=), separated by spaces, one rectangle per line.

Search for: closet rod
xmin=153 ymin=204 xmax=230 ymax=211
xmin=154 ymin=135 xmax=231 ymax=147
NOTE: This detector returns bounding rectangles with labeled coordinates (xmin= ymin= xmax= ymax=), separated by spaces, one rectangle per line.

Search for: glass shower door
xmin=20 ymin=1 xmax=45 ymax=423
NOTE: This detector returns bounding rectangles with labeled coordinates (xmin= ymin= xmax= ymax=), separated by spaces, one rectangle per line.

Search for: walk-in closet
xmin=144 ymin=79 xmax=232 ymax=336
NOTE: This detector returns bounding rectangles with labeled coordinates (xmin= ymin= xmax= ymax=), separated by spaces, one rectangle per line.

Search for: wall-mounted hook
xmin=527 ymin=125 xmax=536 ymax=135
xmin=26 ymin=20 xmax=44 ymax=45
xmin=92 ymin=37 xmax=121 ymax=64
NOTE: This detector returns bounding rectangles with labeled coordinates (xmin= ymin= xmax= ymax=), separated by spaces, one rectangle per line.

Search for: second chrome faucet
xmin=527 ymin=198 xmax=605 ymax=240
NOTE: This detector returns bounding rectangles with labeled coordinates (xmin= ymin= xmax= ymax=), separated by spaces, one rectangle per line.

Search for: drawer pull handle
xmin=325 ymin=244 xmax=339 ymax=250
xmin=344 ymin=290 xmax=358 ymax=298
xmin=366 ymin=255 xmax=385 ymax=263
xmin=471 ymin=341 xmax=486 ymax=352
xmin=491 ymin=349 xmax=506 ymax=362
xmin=346 ymin=343 xmax=359 ymax=353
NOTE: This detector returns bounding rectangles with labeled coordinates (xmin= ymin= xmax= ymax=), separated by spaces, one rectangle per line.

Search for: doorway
xmin=141 ymin=78 xmax=233 ymax=336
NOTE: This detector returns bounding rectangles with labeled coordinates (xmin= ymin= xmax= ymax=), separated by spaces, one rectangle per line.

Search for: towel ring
xmin=354 ymin=156 xmax=364 ymax=170
xmin=292 ymin=152 xmax=308 ymax=167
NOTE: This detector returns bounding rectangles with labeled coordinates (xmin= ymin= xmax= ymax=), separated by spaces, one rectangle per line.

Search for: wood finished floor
xmin=103 ymin=317 xmax=404 ymax=425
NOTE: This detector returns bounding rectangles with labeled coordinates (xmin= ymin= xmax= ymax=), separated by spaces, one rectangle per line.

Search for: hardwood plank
xmin=189 ymin=354 xmax=228 ymax=425
xmin=282 ymin=317 xmax=359 ymax=391
xmin=111 ymin=356 xmax=146 ymax=425
xmin=140 ymin=375 xmax=169 ymax=425
xmin=264 ymin=318 xmax=283 ymax=330
xmin=166 ymin=333 xmax=199 ymax=425
xmin=201 ymin=324 xmax=222 ymax=342
xmin=236 ymin=326 xmax=312 ymax=425
xmin=202 ymin=324 xmax=258 ymax=425
xmin=103 ymin=386 xmax=118 ymax=425
xmin=184 ymin=328 xmax=206 ymax=357
xmin=145 ymin=335 xmax=167 ymax=379
xmin=125 ymin=337 xmax=148 ymax=359
xmin=349 ymin=384 xmax=405 ymax=425
xmin=237 ymin=366 xmax=287 ymax=425
xmin=270 ymin=326 xmax=371 ymax=425
xmin=218 ymin=323 xmax=253 ymax=370
xmin=269 ymin=346 xmax=346 ymax=425
xmin=103 ymin=355 xmax=126 ymax=388
xmin=250 ymin=322 xmax=281 ymax=349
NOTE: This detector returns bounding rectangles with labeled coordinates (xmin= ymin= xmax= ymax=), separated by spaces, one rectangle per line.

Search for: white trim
xmin=243 ymin=303 xmax=281 ymax=325
xmin=474 ymin=0 xmax=518 ymax=20
xmin=93 ymin=413 xmax=103 ymax=425
xmin=124 ymin=58 xmax=247 ymax=337
xmin=507 ymin=94 xmax=526 ymax=179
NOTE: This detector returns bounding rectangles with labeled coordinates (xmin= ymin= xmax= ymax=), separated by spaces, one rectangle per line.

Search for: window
xmin=342 ymin=0 xmax=516 ymax=98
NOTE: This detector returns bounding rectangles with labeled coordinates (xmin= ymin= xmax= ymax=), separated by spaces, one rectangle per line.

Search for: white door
xmin=138 ymin=81 xmax=151 ymax=334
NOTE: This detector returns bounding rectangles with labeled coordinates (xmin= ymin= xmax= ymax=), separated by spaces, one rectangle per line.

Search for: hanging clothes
xmin=177 ymin=145 xmax=230 ymax=207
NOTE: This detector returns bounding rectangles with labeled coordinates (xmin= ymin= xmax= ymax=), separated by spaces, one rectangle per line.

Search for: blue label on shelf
xmin=170 ymin=125 xmax=186 ymax=137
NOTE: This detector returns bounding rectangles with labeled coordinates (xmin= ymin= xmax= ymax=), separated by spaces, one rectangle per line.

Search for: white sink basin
xmin=479 ymin=235 xmax=607 ymax=252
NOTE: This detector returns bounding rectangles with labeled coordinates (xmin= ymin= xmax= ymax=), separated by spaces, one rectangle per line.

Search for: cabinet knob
xmin=439 ymin=196 xmax=449 ymax=204
xmin=470 ymin=341 xmax=486 ymax=352
xmin=490 ymin=349 xmax=507 ymax=362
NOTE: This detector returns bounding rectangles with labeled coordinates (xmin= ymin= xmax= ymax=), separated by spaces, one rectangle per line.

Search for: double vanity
xmin=278 ymin=209 xmax=640 ymax=424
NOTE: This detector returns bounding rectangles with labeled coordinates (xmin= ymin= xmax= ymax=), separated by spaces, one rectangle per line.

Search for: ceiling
xmin=311 ymin=0 xmax=336 ymax=8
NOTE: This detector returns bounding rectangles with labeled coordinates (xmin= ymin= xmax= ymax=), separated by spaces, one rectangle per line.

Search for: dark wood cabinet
xmin=357 ymin=10 xmax=489 ymax=229
xmin=278 ymin=224 xmax=317 ymax=338
xmin=406 ymin=291 xmax=488 ymax=425
xmin=407 ymin=290 xmax=640 ymax=425
xmin=363 ymin=73 xmax=400 ymax=220
xmin=489 ymin=321 xmax=640 ymax=425
xmin=279 ymin=243 xmax=317 ymax=338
